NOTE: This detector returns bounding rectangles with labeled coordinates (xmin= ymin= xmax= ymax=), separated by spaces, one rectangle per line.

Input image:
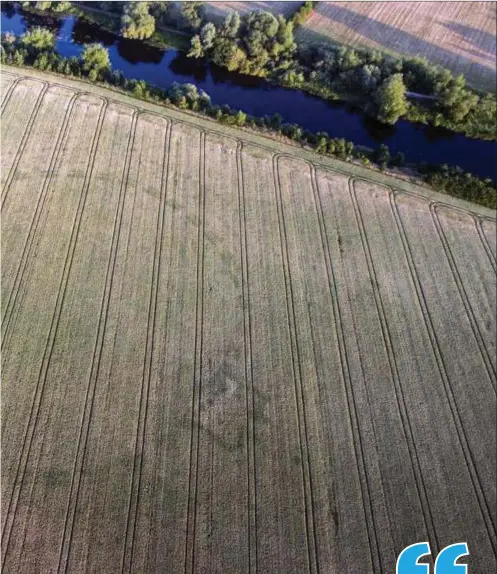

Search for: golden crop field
xmin=1 ymin=68 xmax=496 ymax=573
xmin=297 ymin=1 xmax=497 ymax=92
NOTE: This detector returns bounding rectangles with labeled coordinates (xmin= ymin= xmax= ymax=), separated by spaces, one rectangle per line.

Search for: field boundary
xmin=2 ymin=66 xmax=495 ymax=220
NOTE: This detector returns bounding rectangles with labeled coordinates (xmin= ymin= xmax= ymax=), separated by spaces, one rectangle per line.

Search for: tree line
xmin=14 ymin=1 xmax=496 ymax=140
xmin=2 ymin=28 xmax=495 ymax=209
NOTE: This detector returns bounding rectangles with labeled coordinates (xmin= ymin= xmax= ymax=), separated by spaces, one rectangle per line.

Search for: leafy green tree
xmin=32 ymin=1 xmax=52 ymax=9
xmin=20 ymin=27 xmax=55 ymax=53
xmin=291 ymin=1 xmax=315 ymax=26
xmin=168 ymin=82 xmax=210 ymax=110
xmin=20 ymin=1 xmax=70 ymax=9
xmin=220 ymin=11 xmax=240 ymax=38
xmin=274 ymin=15 xmax=295 ymax=55
xmin=188 ymin=35 xmax=204 ymax=58
xmin=180 ymin=1 xmax=204 ymax=31
xmin=281 ymin=68 xmax=304 ymax=87
xmin=358 ymin=64 xmax=381 ymax=93
xmin=121 ymin=1 xmax=155 ymax=40
xmin=133 ymin=80 xmax=150 ymax=99
xmin=12 ymin=48 xmax=28 ymax=65
xmin=435 ymin=73 xmax=478 ymax=122
xmin=81 ymin=43 xmax=111 ymax=79
xmin=375 ymin=73 xmax=408 ymax=124
xmin=211 ymin=37 xmax=245 ymax=71
xmin=315 ymin=134 xmax=328 ymax=153
xmin=373 ymin=144 xmax=391 ymax=169
xmin=200 ymin=22 xmax=216 ymax=49
xmin=53 ymin=2 xmax=72 ymax=12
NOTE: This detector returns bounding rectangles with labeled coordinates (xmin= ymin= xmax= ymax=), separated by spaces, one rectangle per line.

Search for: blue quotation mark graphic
xmin=397 ymin=542 xmax=469 ymax=574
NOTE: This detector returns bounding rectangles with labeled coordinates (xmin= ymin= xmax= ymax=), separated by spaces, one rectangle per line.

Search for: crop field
xmin=1 ymin=68 xmax=496 ymax=573
xmin=296 ymin=1 xmax=497 ymax=92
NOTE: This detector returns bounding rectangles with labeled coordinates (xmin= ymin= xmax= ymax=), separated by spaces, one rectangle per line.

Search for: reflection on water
xmin=71 ymin=18 xmax=115 ymax=46
xmin=1 ymin=5 xmax=495 ymax=181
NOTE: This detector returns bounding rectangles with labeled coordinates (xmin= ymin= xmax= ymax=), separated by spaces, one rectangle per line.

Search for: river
xmin=2 ymin=5 xmax=496 ymax=181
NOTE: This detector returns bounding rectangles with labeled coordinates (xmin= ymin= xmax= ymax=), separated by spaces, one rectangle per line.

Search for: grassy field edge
xmin=3 ymin=64 xmax=495 ymax=220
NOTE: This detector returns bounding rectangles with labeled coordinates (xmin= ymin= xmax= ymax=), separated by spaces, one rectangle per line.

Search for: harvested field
xmin=297 ymin=1 xmax=497 ymax=92
xmin=1 ymin=68 xmax=496 ymax=573
xmin=203 ymin=1 xmax=300 ymax=23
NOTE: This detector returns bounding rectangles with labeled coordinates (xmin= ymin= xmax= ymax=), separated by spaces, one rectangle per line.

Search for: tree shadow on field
xmin=297 ymin=3 xmax=496 ymax=90
xmin=440 ymin=21 xmax=497 ymax=59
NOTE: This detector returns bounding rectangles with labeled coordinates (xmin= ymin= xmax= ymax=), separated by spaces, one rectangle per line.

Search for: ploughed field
xmin=1 ymin=69 xmax=496 ymax=573
xmin=296 ymin=1 xmax=497 ymax=92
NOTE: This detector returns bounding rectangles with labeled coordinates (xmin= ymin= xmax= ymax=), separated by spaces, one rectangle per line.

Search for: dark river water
xmin=2 ymin=6 xmax=496 ymax=181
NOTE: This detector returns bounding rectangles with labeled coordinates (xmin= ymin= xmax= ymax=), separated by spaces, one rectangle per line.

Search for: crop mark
xmin=120 ymin=119 xmax=172 ymax=574
xmin=236 ymin=142 xmax=258 ymax=574
xmin=0 ymin=98 xmax=109 ymax=562
xmin=184 ymin=129 xmax=206 ymax=574
xmin=430 ymin=203 xmax=496 ymax=385
xmin=3 ymin=71 xmax=496 ymax=570
xmin=1 ymin=89 xmax=78 ymax=351
xmin=306 ymin=162 xmax=382 ymax=573
xmin=390 ymin=189 xmax=497 ymax=549
xmin=476 ymin=217 xmax=497 ymax=272
xmin=1 ymin=82 xmax=56 ymax=207
xmin=349 ymin=178 xmax=439 ymax=556
xmin=57 ymin=110 xmax=140 ymax=573
xmin=272 ymin=155 xmax=318 ymax=574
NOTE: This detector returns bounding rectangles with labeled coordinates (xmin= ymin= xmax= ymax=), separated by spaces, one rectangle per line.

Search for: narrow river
xmin=2 ymin=6 xmax=496 ymax=181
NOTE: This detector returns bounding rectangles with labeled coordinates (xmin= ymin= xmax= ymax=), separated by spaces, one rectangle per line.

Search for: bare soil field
xmin=297 ymin=1 xmax=497 ymax=92
xmin=203 ymin=1 xmax=301 ymax=23
xmin=1 ymin=68 xmax=496 ymax=573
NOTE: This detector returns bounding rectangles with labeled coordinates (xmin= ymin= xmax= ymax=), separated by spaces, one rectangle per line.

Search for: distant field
xmin=1 ymin=69 xmax=496 ymax=573
xmin=297 ymin=1 xmax=497 ymax=92
xmin=203 ymin=1 xmax=301 ymax=22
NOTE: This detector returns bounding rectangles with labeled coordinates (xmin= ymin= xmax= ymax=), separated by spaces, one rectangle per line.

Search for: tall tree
xmin=375 ymin=73 xmax=408 ymax=124
xmin=120 ymin=1 xmax=155 ymax=40
xmin=180 ymin=1 xmax=204 ymax=31
xmin=220 ymin=11 xmax=240 ymax=38
xmin=187 ymin=35 xmax=204 ymax=58
xmin=200 ymin=22 xmax=216 ymax=49
xmin=20 ymin=26 xmax=55 ymax=53
xmin=81 ymin=42 xmax=111 ymax=80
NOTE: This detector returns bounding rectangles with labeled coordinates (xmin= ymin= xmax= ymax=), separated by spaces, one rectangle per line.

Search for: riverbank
xmin=5 ymin=63 xmax=495 ymax=217
xmin=16 ymin=2 xmax=496 ymax=142
xmin=3 ymin=55 xmax=495 ymax=209
xmin=2 ymin=5 xmax=495 ymax=185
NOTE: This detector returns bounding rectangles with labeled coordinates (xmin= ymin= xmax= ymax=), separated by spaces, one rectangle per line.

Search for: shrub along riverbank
xmin=2 ymin=28 xmax=495 ymax=209
xmin=11 ymin=1 xmax=497 ymax=142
